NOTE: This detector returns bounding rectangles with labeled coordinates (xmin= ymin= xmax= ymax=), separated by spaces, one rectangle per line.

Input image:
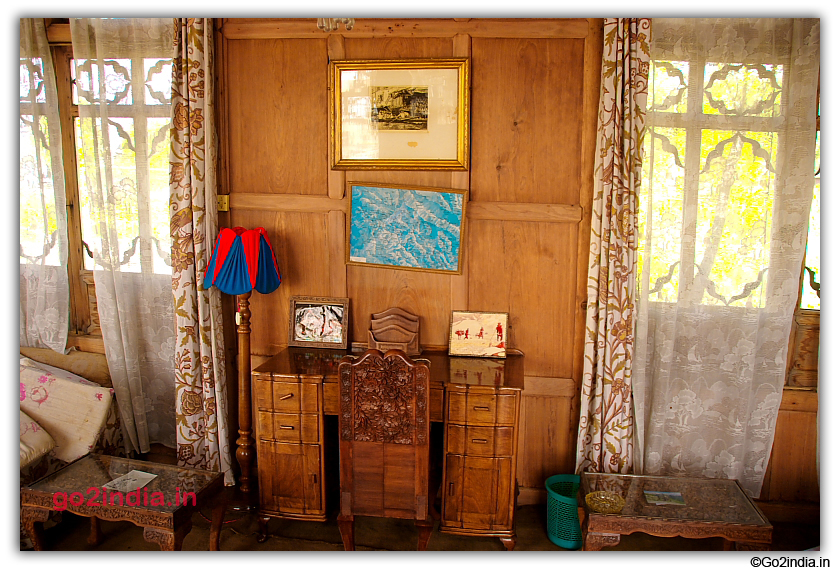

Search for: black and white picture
xmin=370 ymin=86 xmax=429 ymax=131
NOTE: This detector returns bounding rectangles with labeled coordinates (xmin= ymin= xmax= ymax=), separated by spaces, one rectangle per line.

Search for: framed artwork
xmin=448 ymin=311 xmax=508 ymax=358
xmin=288 ymin=296 xmax=350 ymax=349
xmin=346 ymin=181 xmax=467 ymax=274
xmin=329 ymin=58 xmax=470 ymax=170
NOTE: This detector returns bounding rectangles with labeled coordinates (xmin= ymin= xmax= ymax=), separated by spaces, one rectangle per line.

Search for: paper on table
xmin=103 ymin=470 xmax=158 ymax=493
xmin=643 ymin=490 xmax=686 ymax=506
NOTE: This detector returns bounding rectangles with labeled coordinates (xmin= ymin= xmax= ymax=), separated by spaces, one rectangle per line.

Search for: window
xmin=73 ymin=52 xmax=173 ymax=275
xmin=639 ymin=57 xmax=786 ymax=309
xmin=20 ymin=20 xmax=173 ymax=349
xmin=20 ymin=56 xmax=64 ymax=268
xmin=638 ymin=21 xmax=820 ymax=390
xmin=800 ymin=96 xmax=820 ymax=310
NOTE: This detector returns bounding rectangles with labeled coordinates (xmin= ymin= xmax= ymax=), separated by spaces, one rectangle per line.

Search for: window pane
xmin=695 ymin=129 xmax=776 ymax=308
xmin=800 ymin=132 xmax=820 ymax=310
xmin=638 ymin=126 xmax=686 ymax=302
xmin=20 ymin=114 xmax=61 ymax=266
xmin=74 ymin=58 xmax=133 ymax=105
xmin=650 ymin=60 xmax=689 ymax=113
xmin=72 ymin=52 xmax=172 ymax=276
xmin=703 ymin=62 xmax=783 ymax=117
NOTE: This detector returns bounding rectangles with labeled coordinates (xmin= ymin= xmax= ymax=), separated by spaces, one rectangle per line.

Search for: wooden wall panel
xmin=220 ymin=18 xmax=603 ymax=501
xmin=468 ymin=219 xmax=579 ymax=379
xmin=518 ymin=396 xmax=576 ymax=490
xmin=761 ymin=390 xmax=820 ymax=505
xmin=344 ymin=37 xmax=454 ymax=59
xmin=226 ymin=39 xmax=328 ymax=195
xmin=232 ymin=210 xmax=333 ymax=355
xmin=471 ymin=38 xmax=585 ymax=204
xmin=347 ymin=265 xmax=453 ymax=347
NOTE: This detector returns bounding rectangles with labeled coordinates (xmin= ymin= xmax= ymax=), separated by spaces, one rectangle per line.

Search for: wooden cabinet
xmin=253 ymin=368 xmax=327 ymax=521
xmin=440 ymin=384 xmax=520 ymax=550
xmin=252 ymin=347 xmax=524 ymax=547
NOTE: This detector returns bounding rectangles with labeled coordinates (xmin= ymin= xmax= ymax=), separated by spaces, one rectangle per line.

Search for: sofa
xmin=19 ymin=347 xmax=125 ymax=548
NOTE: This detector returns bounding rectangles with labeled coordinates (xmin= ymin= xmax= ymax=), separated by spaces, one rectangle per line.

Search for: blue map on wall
xmin=348 ymin=184 xmax=465 ymax=273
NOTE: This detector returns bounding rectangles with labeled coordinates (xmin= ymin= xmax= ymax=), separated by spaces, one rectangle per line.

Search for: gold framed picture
xmin=329 ymin=58 xmax=470 ymax=170
xmin=288 ymin=296 xmax=350 ymax=349
xmin=448 ymin=310 xmax=508 ymax=358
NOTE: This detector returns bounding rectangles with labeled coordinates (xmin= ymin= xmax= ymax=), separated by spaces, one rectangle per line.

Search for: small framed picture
xmin=288 ymin=296 xmax=350 ymax=349
xmin=448 ymin=311 xmax=508 ymax=358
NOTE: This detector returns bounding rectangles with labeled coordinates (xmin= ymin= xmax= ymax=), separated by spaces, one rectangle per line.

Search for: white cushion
xmin=20 ymin=409 xmax=56 ymax=469
xmin=20 ymin=356 xmax=114 ymax=463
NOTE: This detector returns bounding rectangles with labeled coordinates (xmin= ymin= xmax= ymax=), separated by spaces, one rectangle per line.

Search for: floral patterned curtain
xmin=171 ymin=18 xmax=233 ymax=484
xmin=575 ymin=18 xmax=650 ymax=474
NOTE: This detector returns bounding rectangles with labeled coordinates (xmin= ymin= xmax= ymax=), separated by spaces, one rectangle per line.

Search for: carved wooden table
xmin=21 ymin=454 xmax=224 ymax=551
xmin=580 ymin=472 xmax=772 ymax=551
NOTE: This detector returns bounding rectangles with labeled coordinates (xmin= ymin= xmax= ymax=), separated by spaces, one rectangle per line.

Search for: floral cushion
xmin=20 ymin=356 xmax=114 ymax=463
xmin=19 ymin=409 xmax=55 ymax=469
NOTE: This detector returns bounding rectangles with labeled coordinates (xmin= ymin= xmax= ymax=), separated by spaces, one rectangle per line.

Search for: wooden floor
xmin=29 ymin=497 xmax=819 ymax=553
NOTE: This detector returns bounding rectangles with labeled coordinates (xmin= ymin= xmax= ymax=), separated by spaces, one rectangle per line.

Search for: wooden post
xmin=235 ymin=291 xmax=254 ymax=493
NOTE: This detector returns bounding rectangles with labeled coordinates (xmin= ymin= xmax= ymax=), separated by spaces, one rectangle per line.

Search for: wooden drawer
xmin=257 ymin=411 xmax=320 ymax=443
xmin=446 ymin=424 xmax=515 ymax=457
xmin=255 ymin=378 xmax=320 ymax=414
xmin=447 ymin=392 xmax=517 ymax=426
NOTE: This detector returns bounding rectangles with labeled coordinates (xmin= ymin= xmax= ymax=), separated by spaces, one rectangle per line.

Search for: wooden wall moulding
xmin=786 ymin=310 xmax=819 ymax=389
xmin=220 ymin=18 xmax=591 ymax=40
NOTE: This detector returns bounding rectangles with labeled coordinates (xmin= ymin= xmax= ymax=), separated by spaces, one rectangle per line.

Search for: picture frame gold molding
xmin=329 ymin=58 xmax=470 ymax=170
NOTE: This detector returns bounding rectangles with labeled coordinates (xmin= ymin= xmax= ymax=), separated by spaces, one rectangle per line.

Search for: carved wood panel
xmin=339 ymin=351 xmax=428 ymax=445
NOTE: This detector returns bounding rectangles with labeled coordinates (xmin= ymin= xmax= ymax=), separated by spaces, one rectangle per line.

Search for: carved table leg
xmin=21 ymin=506 xmax=50 ymax=551
xmin=88 ymin=516 xmax=103 ymax=546
xmin=209 ymin=502 xmax=225 ymax=551
xmin=499 ymin=536 xmax=516 ymax=551
xmin=143 ymin=521 xmax=191 ymax=551
xmin=256 ymin=514 xmax=271 ymax=543
xmin=337 ymin=514 xmax=355 ymax=551
xmin=583 ymin=531 xmax=621 ymax=551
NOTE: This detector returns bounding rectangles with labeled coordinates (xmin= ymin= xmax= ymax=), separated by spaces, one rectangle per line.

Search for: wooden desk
xmin=252 ymin=347 xmax=524 ymax=549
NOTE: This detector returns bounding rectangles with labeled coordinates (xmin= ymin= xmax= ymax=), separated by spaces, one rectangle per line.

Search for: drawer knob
xmin=278 ymin=425 xmax=295 ymax=430
xmin=473 ymin=406 xmax=490 ymax=411
xmin=472 ymin=438 xmax=488 ymax=444
xmin=278 ymin=393 xmax=294 ymax=401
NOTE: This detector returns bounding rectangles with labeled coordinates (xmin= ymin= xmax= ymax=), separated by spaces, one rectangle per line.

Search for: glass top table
xmin=21 ymin=454 xmax=224 ymax=550
xmin=579 ymin=472 xmax=772 ymax=550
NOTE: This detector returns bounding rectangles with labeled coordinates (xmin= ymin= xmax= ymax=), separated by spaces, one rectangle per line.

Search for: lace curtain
xmin=171 ymin=18 xmax=234 ymax=484
xmin=70 ymin=18 xmax=176 ymax=453
xmin=576 ymin=19 xmax=650 ymax=474
xmin=20 ymin=19 xmax=69 ymax=353
xmin=634 ymin=18 xmax=819 ymax=497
